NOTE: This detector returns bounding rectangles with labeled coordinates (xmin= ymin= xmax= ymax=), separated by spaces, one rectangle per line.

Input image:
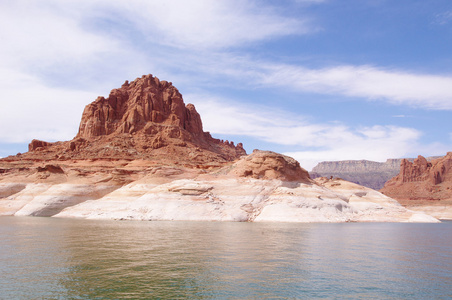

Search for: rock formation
xmin=229 ymin=150 xmax=311 ymax=183
xmin=0 ymin=153 xmax=437 ymax=222
xmin=311 ymin=157 xmax=441 ymax=190
xmin=382 ymin=153 xmax=452 ymax=198
xmin=0 ymin=74 xmax=441 ymax=222
xmin=77 ymin=77 xmax=203 ymax=138
xmin=381 ymin=153 xmax=452 ymax=220
xmin=17 ymin=74 xmax=246 ymax=167
xmin=29 ymin=139 xmax=53 ymax=152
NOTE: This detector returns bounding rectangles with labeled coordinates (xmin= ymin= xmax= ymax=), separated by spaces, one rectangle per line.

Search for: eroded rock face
xmin=77 ymin=76 xmax=203 ymax=138
xmin=0 ymin=163 xmax=438 ymax=222
xmin=28 ymin=139 xmax=53 ymax=151
xmin=385 ymin=153 xmax=452 ymax=186
xmin=381 ymin=152 xmax=452 ymax=203
xmin=229 ymin=150 xmax=311 ymax=183
xmin=20 ymin=74 xmax=246 ymax=166
xmin=37 ymin=165 xmax=64 ymax=174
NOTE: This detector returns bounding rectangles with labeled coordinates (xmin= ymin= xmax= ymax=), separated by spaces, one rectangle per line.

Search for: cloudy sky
xmin=1 ymin=0 xmax=451 ymax=169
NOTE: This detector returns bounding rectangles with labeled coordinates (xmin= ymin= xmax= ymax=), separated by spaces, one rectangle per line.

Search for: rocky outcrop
xmin=229 ymin=150 xmax=311 ymax=183
xmin=36 ymin=164 xmax=64 ymax=174
xmin=28 ymin=139 xmax=53 ymax=151
xmin=0 ymin=155 xmax=438 ymax=222
xmin=381 ymin=153 xmax=452 ymax=219
xmin=77 ymin=77 xmax=203 ymax=138
xmin=19 ymin=74 xmax=246 ymax=166
xmin=395 ymin=154 xmax=452 ymax=185
xmin=382 ymin=153 xmax=452 ymax=198
xmin=310 ymin=157 xmax=441 ymax=190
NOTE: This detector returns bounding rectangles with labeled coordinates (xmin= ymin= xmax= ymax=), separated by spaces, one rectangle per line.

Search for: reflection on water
xmin=0 ymin=217 xmax=451 ymax=299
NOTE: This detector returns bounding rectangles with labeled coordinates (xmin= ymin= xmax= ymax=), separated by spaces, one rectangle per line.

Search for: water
xmin=0 ymin=217 xmax=451 ymax=299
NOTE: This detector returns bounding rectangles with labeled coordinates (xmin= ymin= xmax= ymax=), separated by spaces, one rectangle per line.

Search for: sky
xmin=0 ymin=0 xmax=451 ymax=170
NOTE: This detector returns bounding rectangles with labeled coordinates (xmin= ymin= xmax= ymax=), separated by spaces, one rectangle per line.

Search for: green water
xmin=0 ymin=217 xmax=451 ymax=299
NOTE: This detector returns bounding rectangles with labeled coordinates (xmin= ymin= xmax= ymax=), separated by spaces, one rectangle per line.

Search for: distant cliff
xmin=381 ymin=153 xmax=452 ymax=201
xmin=310 ymin=157 xmax=441 ymax=190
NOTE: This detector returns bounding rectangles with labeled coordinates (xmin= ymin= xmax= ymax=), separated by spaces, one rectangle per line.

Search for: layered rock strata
xmin=0 ymin=151 xmax=437 ymax=222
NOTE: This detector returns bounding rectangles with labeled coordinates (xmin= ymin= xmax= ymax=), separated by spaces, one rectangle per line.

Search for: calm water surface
xmin=0 ymin=217 xmax=451 ymax=299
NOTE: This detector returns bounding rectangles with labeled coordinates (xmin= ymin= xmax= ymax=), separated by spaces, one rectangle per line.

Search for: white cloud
xmin=172 ymin=54 xmax=452 ymax=110
xmin=285 ymin=125 xmax=422 ymax=170
xmin=190 ymin=94 xmax=423 ymax=170
xmin=2 ymin=0 xmax=451 ymax=115
xmin=0 ymin=1 xmax=124 ymax=144
xmin=97 ymin=0 xmax=312 ymax=50
xmin=435 ymin=10 xmax=452 ymax=25
xmin=0 ymin=70 xmax=97 ymax=143
xmin=0 ymin=0 xmax=316 ymax=145
xmin=0 ymin=1 xmax=119 ymax=71
xmin=258 ymin=64 xmax=452 ymax=110
xmin=0 ymin=0 xmax=450 ymax=165
xmin=156 ymin=53 xmax=452 ymax=111
xmin=18 ymin=0 xmax=311 ymax=52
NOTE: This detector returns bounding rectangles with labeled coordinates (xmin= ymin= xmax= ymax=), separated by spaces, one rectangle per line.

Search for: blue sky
xmin=0 ymin=0 xmax=451 ymax=170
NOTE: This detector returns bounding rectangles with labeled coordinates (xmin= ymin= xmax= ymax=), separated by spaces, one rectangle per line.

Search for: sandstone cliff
xmin=77 ymin=76 xmax=203 ymax=138
xmin=382 ymin=153 xmax=452 ymax=198
xmin=380 ymin=153 xmax=452 ymax=220
xmin=13 ymin=74 xmax=246 ymax=167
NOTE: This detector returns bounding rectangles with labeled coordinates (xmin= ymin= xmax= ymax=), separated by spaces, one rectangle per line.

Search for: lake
xmin=1 ymin=217 xmax=451 ymax=299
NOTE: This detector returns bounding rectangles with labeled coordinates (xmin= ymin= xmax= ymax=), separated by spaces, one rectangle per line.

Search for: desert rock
xmin=0 ymin=74 xmax=440 ymax=223
xmin=0 ymin=158 xmax=437 ymax=223
xmin=28 ymin=139 xmax=53 ymax=151
xmin=19 ymin=74 xmax=246 ymax=167
xmin=381 ymin=152 xmax=452 ymax=219
xmin=229 ymin=150 xmax=311 ymax=183
xmin=77 ymin=76 xmax=202 ymax=138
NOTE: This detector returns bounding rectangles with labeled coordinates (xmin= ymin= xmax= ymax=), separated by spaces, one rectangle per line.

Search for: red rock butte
xmin=381 ymin=152 xmax=452 ymax=203
xmin=19 ymin=74 xmax=246 ymax=167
